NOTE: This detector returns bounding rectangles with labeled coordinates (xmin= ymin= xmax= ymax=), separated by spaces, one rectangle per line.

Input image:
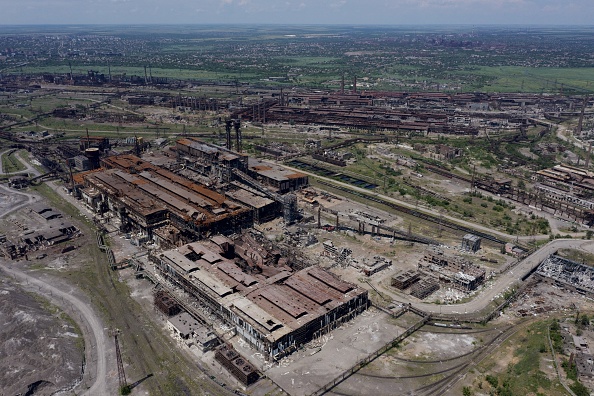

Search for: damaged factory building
xmin=176 ymin=137 xmax=306 ymax=223
xmin=535 ymin=254 xmax=594 ymax=295
xmin=153 ymin=236 xmax=369 ymax=360
xmin=419 ymin=248 xmax=486 ymax=291
xmin=79 ymin=154 xmax=254 ymax=245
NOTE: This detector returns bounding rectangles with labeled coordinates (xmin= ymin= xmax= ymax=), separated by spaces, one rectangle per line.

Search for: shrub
xmin=485 ymin=375 xmax=498 ymax=388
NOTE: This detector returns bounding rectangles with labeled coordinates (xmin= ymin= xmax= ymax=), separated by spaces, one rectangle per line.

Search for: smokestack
xmin=144 ymin=65 xmax=148 ymax=85
xmin=352 ymin=76 xmax=357 ymax=94
xmin=225 ymin=120 xmax=232 ymax=150
xmin=341 ymin=73 xmax=345 ymax=94
xmin=234 ymin=120 xmax=242 ymax=153
xmin=586 ymin=141 xmax=593 ymax=169
xmin=578 ymin=96 xmax=588 ymax=137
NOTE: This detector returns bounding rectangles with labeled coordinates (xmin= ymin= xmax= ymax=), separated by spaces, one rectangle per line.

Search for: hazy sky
xmin=0 ymin=0 xmax=592 ymax=25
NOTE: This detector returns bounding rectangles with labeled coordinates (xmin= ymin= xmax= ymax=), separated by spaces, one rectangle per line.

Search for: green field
xmin=459 ymin=66 xmax=594 ymax=93
xmin=1 ymin=150 xmax=26 ymax=173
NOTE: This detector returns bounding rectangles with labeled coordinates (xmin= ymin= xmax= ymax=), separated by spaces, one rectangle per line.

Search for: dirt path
xmin=0 ymin=261 xmax=110 ymax=395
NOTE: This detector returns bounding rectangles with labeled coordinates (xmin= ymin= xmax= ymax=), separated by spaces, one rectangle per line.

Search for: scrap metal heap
xmin=152 ymin=233 xmax=369 ymax=360
xmin=535 ymin=255 xmax=594 ymax=295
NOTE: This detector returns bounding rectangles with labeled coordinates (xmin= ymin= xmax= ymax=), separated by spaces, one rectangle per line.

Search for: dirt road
xmin=0 ymin=261 xmax=110 ymax=395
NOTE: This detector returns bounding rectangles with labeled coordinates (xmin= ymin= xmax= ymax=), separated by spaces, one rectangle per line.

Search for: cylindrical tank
xmin=85 ymin=148 xmax=101 ymax=169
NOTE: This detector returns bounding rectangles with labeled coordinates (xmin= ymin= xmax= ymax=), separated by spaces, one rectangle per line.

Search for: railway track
xmin=413 ymin=321 xmax=528 ymax=396
xmin=316 ymin=179 xmax=507 ymax=244
xmin=423 ymin=164 xmax=472 ymax=184
xmin=325 ymin=324 xmax=516 ymax=396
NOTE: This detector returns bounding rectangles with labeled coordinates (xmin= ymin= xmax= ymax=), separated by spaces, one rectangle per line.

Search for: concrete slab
xmin=231 ymin=307 xmax=407 ymax=396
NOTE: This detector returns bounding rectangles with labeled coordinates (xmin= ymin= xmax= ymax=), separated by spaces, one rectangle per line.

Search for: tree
xmin=462 ymin=386 xmax=472 ymax=396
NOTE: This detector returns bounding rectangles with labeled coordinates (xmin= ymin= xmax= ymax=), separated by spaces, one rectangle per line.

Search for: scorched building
xmin=154 ymin=238 xmax=369 ymax=359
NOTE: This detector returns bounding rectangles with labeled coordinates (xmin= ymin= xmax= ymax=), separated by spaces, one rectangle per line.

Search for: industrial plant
xmin=3 ymin=24 xmax=594 ymax=396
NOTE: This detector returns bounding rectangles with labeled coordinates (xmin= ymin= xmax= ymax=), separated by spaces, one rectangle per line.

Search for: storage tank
xmin=85 ymin=148 xmax=101 ymax=169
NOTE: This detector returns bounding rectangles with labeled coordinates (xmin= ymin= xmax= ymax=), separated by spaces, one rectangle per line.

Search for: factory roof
xmin=248 ymin=158 xmax=307 ymax=182
xmin=161 ymin=240 xmax=367 ymax=343
xmin=162 ymin=250 xmax=200 ymax=274
xmin=225 ymin=188 xmax=274 ymax=209
xmin=177 ymin=138 xmax=245 ymax=161
xmin=168 ymin=312 xmax=204 ymax=337
xmin=84 ymin=156 xmax=247 ymax=223
xmin=463 ymin=234 xmax=481 ymax=242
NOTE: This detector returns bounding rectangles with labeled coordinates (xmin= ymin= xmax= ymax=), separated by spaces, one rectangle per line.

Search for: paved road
xmin=0 ymin=262 xmax=109 ymax=395
xmin=394 ymin=238 xmax=594 ymax=315
xmin=13 ymin=150 xmax=41 ymax=177
xmin=0 ymin=184 xmax=39 ymax=218
xmin=531 ymin=117 xmax=586 ymax=150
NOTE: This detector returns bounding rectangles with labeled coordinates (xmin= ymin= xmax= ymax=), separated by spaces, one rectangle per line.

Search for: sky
xmin=0 ymin=0 xmax=592 ymax=26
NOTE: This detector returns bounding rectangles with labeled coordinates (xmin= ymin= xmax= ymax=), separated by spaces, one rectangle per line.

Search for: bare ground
xmin=0 ymin=275 xmax=83 ymax=396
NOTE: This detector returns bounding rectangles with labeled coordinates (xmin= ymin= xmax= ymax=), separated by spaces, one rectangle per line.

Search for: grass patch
xmin=1 ymin=149 xmax=26 ymax=173
xmin=477 ymin=321 xmax=567 ymax=396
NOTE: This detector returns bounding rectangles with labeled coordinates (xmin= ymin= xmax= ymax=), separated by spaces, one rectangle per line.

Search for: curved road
xmin=0 ymin=184 xmax=39 ymax=216
xmin=283 ymin=159 xmax=594 ymax=315
xmin=0 ymin=180 xmax=109 ymax=394
xmin=395 ymin=238 xmax=594 ymax=315
xmin=0 ymin=149 xmax=41 ymax=177
xmin=0 ymin=262 xmax=108 ymax=396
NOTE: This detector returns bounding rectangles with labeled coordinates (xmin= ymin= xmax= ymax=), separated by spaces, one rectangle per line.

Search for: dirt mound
xmin=0 ymin=277 xmax=84 ymax=395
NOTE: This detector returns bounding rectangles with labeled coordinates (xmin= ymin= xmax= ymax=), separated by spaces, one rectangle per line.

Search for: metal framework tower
xmin=114 ymin=332 xmax=127 ymax=391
